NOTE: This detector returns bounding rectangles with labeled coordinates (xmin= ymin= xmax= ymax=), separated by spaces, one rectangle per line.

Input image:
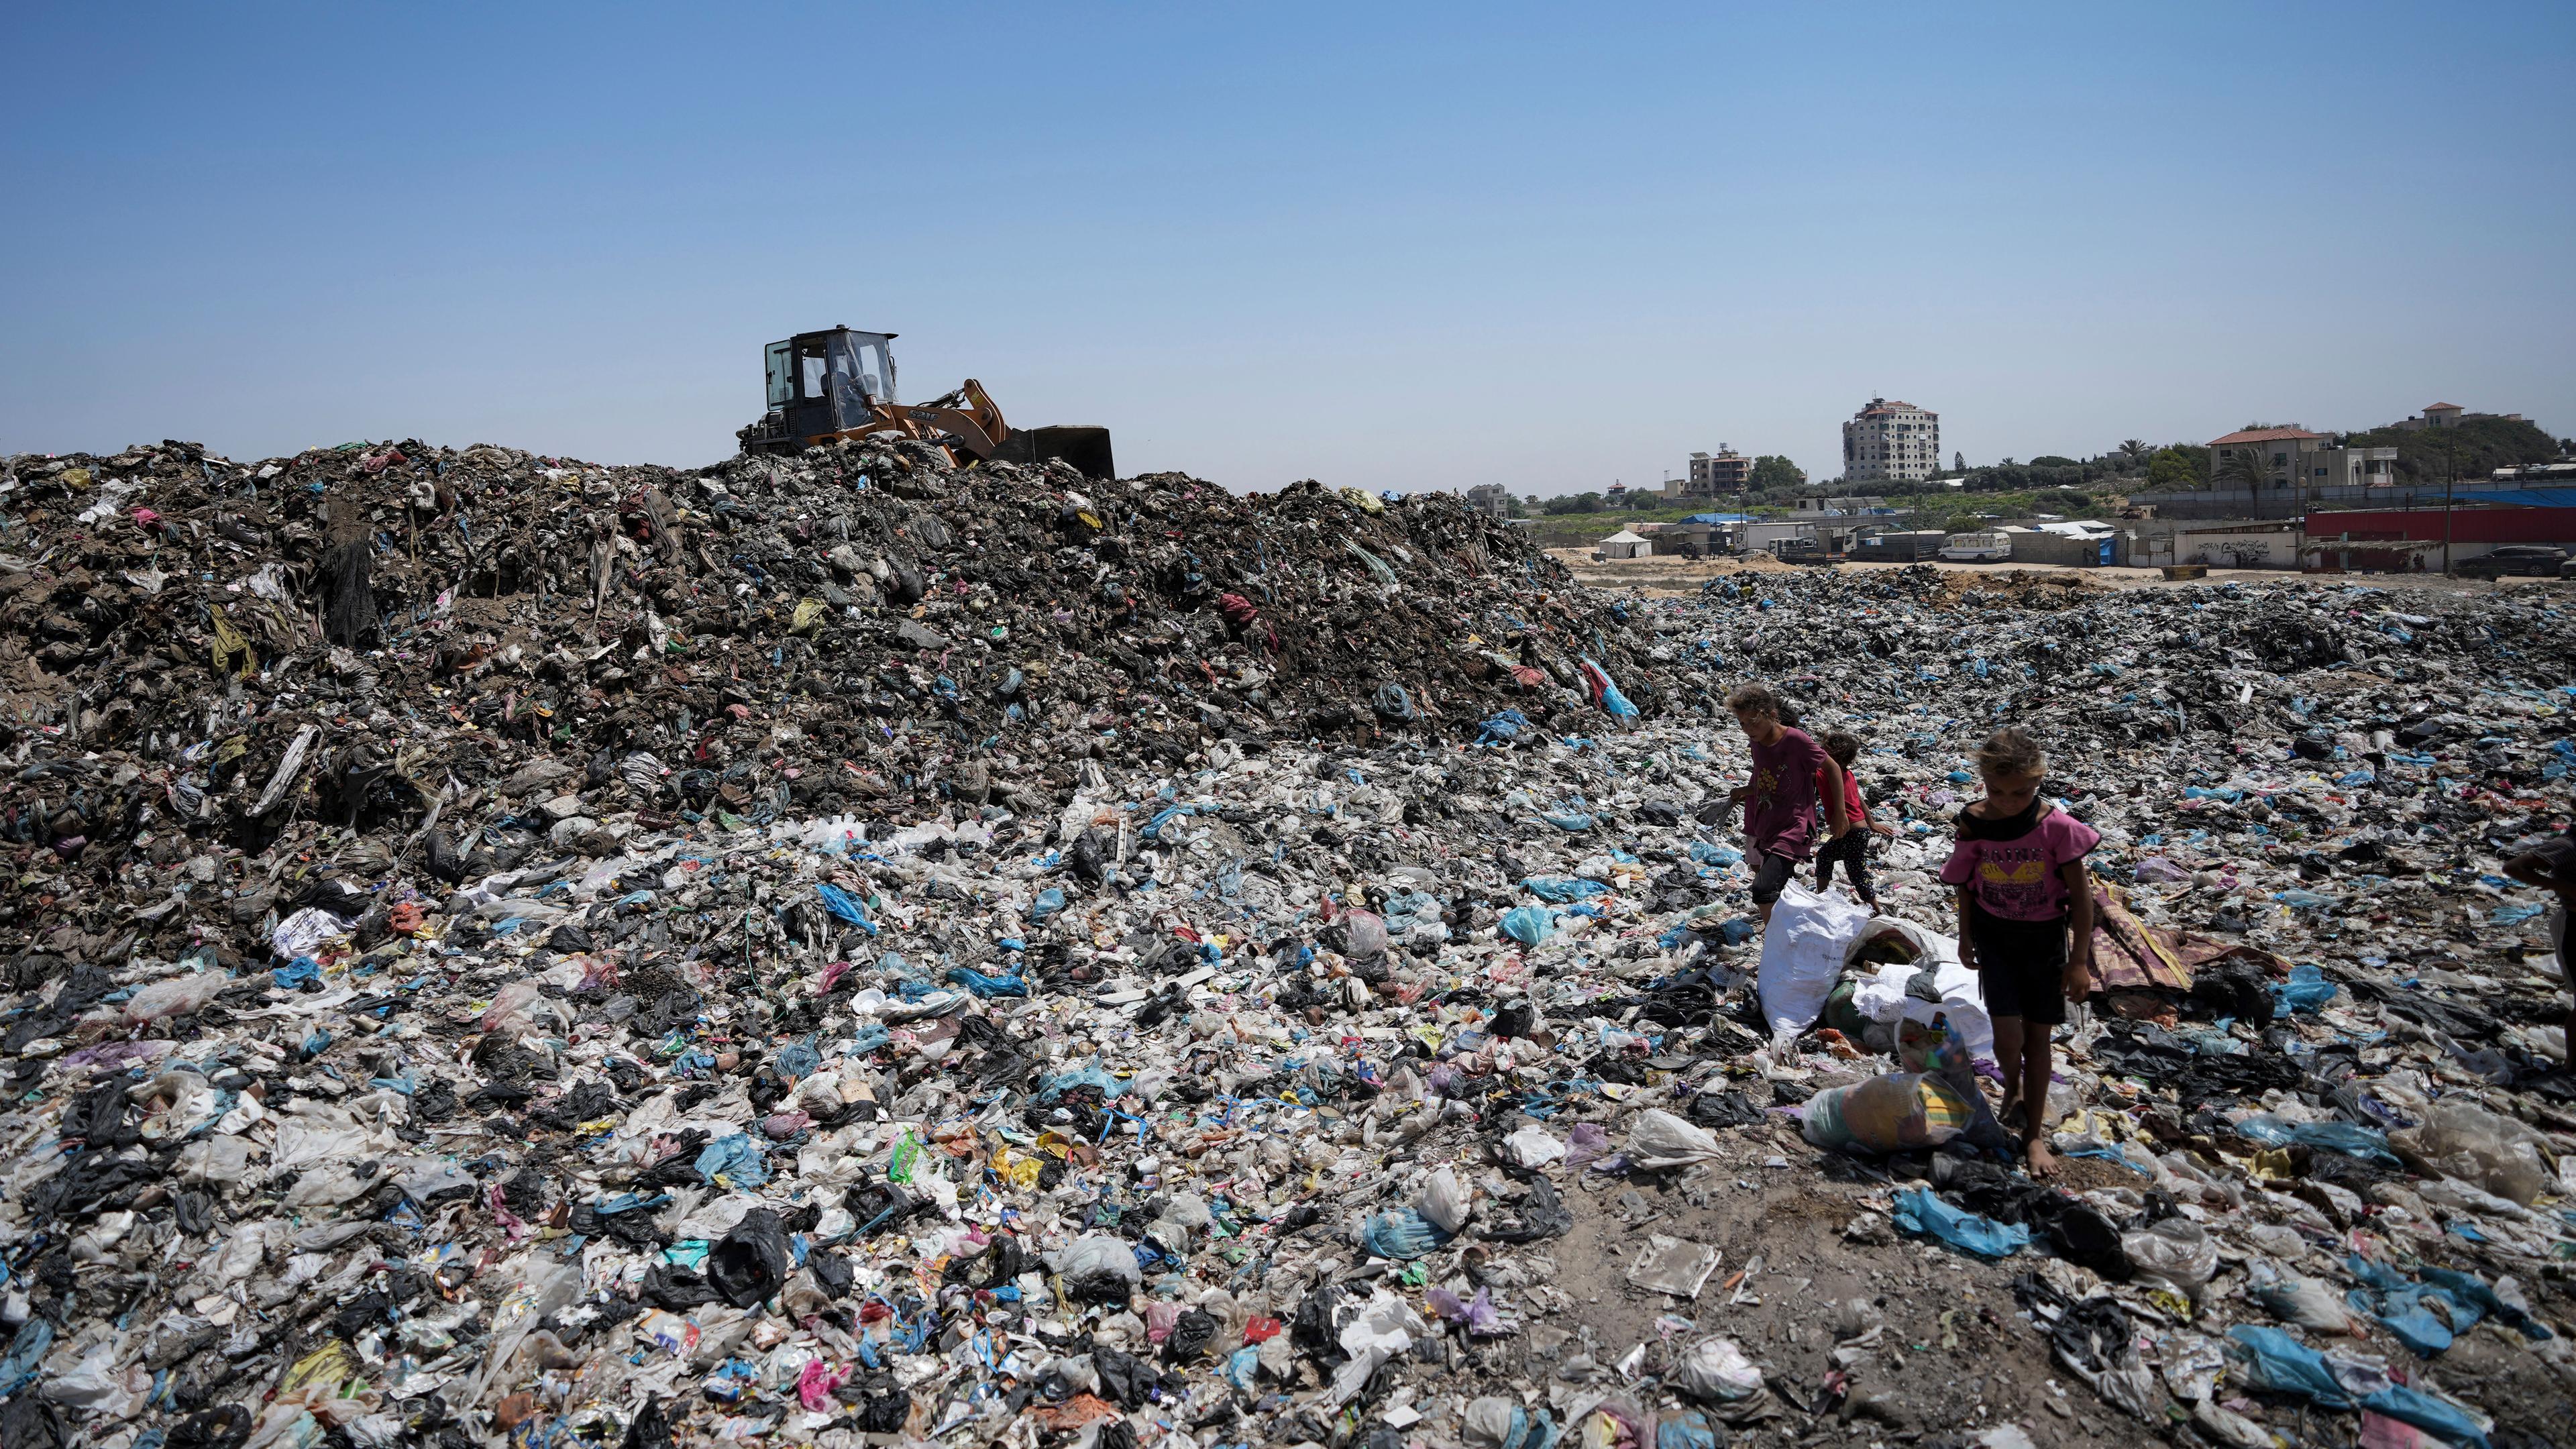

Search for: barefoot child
xmin=1723 ymin=684 xmax=1850 ymax=925
xmin=1813 ymin=729 xmax=1898 ymax=909
xmin=1941 ymin=727 xmax=2098 ymax=1177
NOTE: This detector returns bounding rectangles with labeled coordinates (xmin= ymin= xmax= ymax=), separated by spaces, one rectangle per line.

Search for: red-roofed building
xmin=2206 ymin=425 xmax=2396 ymax=493
xmin=2393 ymin=400 xmax=2524 ymax=431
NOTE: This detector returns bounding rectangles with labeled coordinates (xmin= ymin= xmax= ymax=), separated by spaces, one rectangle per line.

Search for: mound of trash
xmin=0 ymin=437 xmax=2569 ymax=1449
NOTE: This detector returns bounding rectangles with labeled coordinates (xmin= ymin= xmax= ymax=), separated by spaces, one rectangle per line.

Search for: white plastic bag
xmin=1672 ymin=1336 xmax=1766 ymax=1402
xmin=1756 ymin=883 xmax=1873 ymax=1041
xmin=1504 ymin=1124 xmax=1566 ymax=1168
xmin=2122 ymin=1217 xmax=2218 ymax=1300
xmin=1417 ymin=1166 xmax=1470 ymax=1234
xmin=1626 ymin=1108 xmax=1722 ymax=1169
xmin=2392 ymin=1099 xmax=2556 ymax=1206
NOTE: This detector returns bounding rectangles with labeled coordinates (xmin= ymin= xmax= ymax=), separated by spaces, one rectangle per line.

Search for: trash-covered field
xmin=0 ymin=438 xmax=2572 ymax=1449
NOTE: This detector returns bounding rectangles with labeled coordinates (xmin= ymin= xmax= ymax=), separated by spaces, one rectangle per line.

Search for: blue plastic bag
xmin=1656 ymin=1410 xmax=1716 ymax=1449
xmin=272 ymin=957 xmax=321 ymax=989
xmin=2273 ymin=962 xmax=2338 ymax=1013
xmin=1890 ymin=1189 xmax=2028 ymax=1258
xmin=1477 ymin=709 xmax=1534 ymax=745
xmin=1360 ymin=1206 xmax=1454 ymax=1260
xmin=815 ymin=883 xmax=877 ymax=935
xmin=773 ymin=1038 xmax=822 ymax=1081
xmin=2232 ymin=1114 xmax=2398 ymax=1167
xmin=1687 ymin=841 xmax=1743 ymax=867
xmin=1501 ymin=906 xmax=1556 ymax=947
xmin=946 ymin=965 xmax=1028 ymax=999
xmin=694 ymin=1133 xmax=771 ymax=1189
xmin=1028 ymin=887 xmax=1066 ymax=924
xmin=1521 ymin=877 xmax=1608 ymax=904
xmin=2222 ymin=1326 xmax=2352 ymax=1407
xmin=2360 ymin=1383 xmax=2491 ymax=1449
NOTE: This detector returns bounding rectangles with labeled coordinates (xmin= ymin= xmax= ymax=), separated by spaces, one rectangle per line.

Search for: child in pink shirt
xmin=1940 ymin=727 xmax=2098 ymax=1178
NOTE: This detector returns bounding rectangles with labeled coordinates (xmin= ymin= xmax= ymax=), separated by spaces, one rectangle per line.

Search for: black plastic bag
xmin=1093 ymin=1346 xmax=1167 ymax=1408
xmin=806 ymin=1250 xmax=853 ymax=1298
xmin=622 ymin=1396 xmax=673 ymax=1449
xmin=1479 ymin=1173 xmax=1572 ymax=1243
xmin=853 ymin=1389 xmax=910 ymax=1434
xmin=1162 ymin=1307 xmax=1218 ymax=1363
xmin=1685 ymin=1089 xmax=1766 ymax=1130
xmin=708 ymin=1208 xmax=791 ymax=1308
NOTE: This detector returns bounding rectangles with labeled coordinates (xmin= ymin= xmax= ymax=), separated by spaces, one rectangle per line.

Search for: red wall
xmin=2310 ymin=506 xmax=2576 ymax=544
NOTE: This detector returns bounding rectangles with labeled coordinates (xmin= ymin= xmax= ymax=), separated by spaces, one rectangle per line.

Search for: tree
xmin=1540 ymin=492 xmax=1605 ymax=515
xmin=2145 ymin=446 xmax=2205 ymax=491
xmin=2118 ymin=439 xmax=2148 ymax=467
xmin=2216 ymin=443 xmax=2272 ymax=492
xmin=1750 ymin=455 xmax=1805 ymax=491
xmin=2029 ymin=455 xmax=2079 ymax=468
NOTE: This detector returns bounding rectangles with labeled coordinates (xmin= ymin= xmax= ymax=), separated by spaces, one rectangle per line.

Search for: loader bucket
xmin=995 ymin=425 xmax=1116 ymax=482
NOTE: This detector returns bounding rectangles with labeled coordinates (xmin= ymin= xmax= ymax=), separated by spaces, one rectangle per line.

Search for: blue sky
xmin=3 ymin=3 xmax=2571 ymax=493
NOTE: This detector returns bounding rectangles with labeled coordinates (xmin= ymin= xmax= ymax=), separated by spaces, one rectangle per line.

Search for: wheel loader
xmin=737 ymin=326 xmax=1115 ymax=480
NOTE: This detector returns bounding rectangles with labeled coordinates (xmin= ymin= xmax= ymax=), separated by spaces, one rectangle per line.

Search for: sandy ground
xmin=1547 ymin=549 xmax=2576 ymax=598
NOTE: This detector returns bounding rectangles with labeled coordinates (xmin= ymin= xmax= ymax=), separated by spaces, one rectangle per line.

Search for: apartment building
xmin=1841 ymin=398 xmax=1940 ymax=483
xmin=1676 ymin=449 xmax=1752 ymax=497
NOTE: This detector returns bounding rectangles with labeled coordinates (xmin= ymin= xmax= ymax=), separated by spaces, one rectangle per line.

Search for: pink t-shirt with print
xmin=1939 ymin=808 xmax=2100 ymax=922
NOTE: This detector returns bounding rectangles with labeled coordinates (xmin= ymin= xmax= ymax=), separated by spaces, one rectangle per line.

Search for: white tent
xmin=1595 ymin=529 xmax=1650 ymax=560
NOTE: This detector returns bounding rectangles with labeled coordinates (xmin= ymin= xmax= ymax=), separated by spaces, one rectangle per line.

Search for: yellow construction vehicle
xmin=738 ymin=326 xmax=1114 ymax=480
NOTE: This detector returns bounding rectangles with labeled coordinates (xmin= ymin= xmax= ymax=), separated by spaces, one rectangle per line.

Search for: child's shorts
xmin=1749 ymin=849 xmax=1801 ymax=906
xmin=1970 ymin=908 xmax=2071 ymax=1026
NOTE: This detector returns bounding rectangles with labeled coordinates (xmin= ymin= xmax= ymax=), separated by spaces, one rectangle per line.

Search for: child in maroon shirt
xmin=1941 ymin=727 xmax=2098 ymax=1178
xmin=1723 ymin=682 xmax=1849 ymax=924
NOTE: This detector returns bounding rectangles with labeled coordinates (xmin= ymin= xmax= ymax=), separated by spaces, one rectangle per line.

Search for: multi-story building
xmin=1673 ymin=449 xmax=1752 ymax=498
xmin=1841 ymin=399 xmax=1940 ymax=483
xmin=1464 ymin=484 xmax=1513 ymax=517
xmin=2206 ymin=427 xmax=2397 ymax=491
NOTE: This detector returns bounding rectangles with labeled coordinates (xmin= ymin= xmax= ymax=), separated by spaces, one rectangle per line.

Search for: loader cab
xmin=763 ymin=327 xmax=897 ymax=441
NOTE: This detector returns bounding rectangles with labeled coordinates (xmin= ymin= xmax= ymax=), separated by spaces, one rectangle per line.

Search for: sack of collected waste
xmin=1757 ymin=882 xmax=1873 ymax=1041
xmin=1801 ymin=1017 xmax=1998 ymax=1153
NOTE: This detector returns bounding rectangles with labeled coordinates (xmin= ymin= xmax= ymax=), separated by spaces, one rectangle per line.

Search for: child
xmin=1813 ymin=730 xmax=1898 ymax=908
xmin=2504 ymin=822 xmax=2576 ymax=1038
xmin=1940 ymin=727 xmax=2098 ymax=1178
xmin=1723 ymin=683 xmax=1850 ymax=924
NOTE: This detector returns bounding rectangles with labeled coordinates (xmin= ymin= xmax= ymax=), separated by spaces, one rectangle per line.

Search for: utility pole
xmin=2440 ymin=433 xmax=2457 ymax=578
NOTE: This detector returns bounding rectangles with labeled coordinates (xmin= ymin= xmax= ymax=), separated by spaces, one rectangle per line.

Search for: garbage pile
xmin=0 ymin=435 xmax=2569 ymax=1449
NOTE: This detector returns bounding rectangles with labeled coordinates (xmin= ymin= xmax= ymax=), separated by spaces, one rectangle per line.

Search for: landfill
xmin=0 ymin=435 xmax=2572 ymax=1449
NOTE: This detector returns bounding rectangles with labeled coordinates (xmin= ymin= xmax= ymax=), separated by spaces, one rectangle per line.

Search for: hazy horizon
xmin=3 ymin=3 xmax=2569 ymax=494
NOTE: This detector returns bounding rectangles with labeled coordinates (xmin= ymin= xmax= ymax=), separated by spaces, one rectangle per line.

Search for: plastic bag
xmin=1625 ymin=1109 xmax=1721 ymax=1169
xmin=2222 ymin=1326 xmax=2352 ymax=1407
xmin=708 ymin=1208 xmax=791 ymax=1309
xmin=120 ymin=973 xmax=227 ymax=1024
xmin=2391 ymin=1099 xmax=2556 ymax=1206
xmin=1052 ymin=1234 xmax=1144 ymax=1300
xmin=1801 ymin=1072 xmax=1973 ymax=1152
xmin=2122 ymin=1218 xmax=2218 ymax=1299
xmin=2249 ymin=1265 xmax=2365 ymax=1335
xmin=1756 ymin=882 xmax=1872 ymax=1040
xmin=1890 ymin=1188 xmax=2028 ymax=1258
xmin=1360 ymin=1206 xmax=1452 ymax=1260
xmin=1417 ymin=1166 xmax=1470 ymax=1234
xmin=1500 ymin=906 xmax=1555 ymax=947
xmin=1505 ymin=1125 xmax=1566 ymax=1167
xmin=2231 ymin=1114 xmax=2400 ymax=1167
xmin=2273 ymin=962 xmax=2338 ymax=1014
xmin=1671 ymin=1336 xmax=1766 ymax=1403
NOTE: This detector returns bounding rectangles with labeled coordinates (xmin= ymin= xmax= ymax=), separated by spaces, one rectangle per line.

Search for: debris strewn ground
xmin=0 ymin=438 xmax=2571 ymax=1449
